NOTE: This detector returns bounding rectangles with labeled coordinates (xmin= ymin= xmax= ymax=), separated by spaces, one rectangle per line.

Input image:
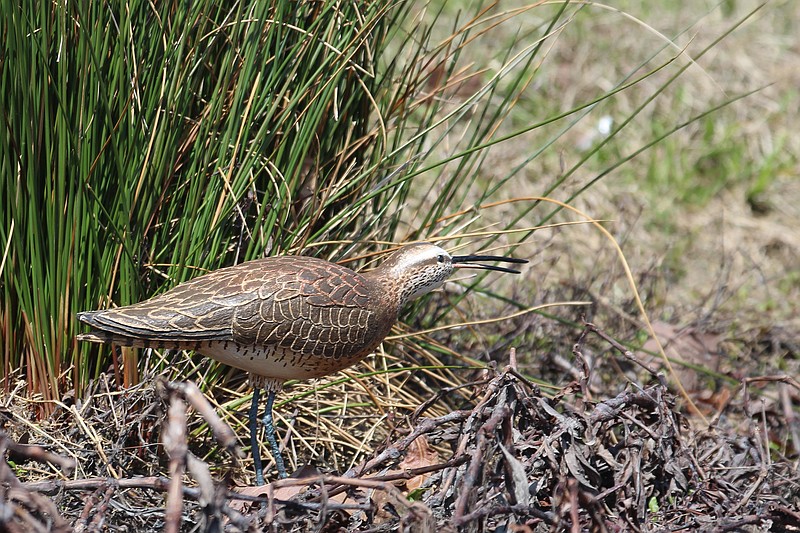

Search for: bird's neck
xmin=362 ymin=268 xmax=424 ymax=310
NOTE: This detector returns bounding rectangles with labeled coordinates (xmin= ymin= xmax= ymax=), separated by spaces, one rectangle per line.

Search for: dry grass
xmin=403 ymin=0 xmax=800 ymax=412
xmin=2 ymin=329 xmax=798 ymax=530
xmin=509 ymin=1 xmax=799 ymax=330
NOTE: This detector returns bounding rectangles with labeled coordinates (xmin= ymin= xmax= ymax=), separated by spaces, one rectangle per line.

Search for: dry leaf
xmin=398 ymin=435 xmax=440 ymax=491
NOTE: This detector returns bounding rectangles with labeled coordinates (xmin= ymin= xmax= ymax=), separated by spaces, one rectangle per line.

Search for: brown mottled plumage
xmin=77 ymin=243 xmax=527 ymax=483
xmin=78 ymin=256 xmax=397 ymax=385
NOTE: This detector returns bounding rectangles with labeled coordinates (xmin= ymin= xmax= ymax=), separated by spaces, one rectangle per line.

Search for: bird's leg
xmin=262 ymin=389 xmax=288 ymax=479
xmin=249 ymin=388 xmax=265 ymax=486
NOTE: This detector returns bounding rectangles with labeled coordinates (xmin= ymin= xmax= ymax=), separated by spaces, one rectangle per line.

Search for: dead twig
xmin=163 ymin=394 xmax=188 ymax=533
xmin=0 ymin=431 xmax=76 ymax=476
xmin=345 ymin=409 xmax=471 ymax=478
xmin=588 ymin=386 xmax=661 ymax=425
xmin=265 ymin=475 xmax=435 ymax=529
xmin=74 ymin=483 xmax=114 ymax=533
xmin=583 ymin=320 xmax=661 ymax=378
xmin=453 ymin=404 xmax=511 ymax=526
xmin=158 ymin=378 xmax=243 ymax=461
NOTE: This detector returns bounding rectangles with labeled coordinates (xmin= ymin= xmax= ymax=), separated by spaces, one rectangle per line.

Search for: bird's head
xmin=374 ymin=243 xmax=527 ymax=305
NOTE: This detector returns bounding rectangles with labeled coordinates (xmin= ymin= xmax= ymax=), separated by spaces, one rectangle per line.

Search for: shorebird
xmin=77 ymin=243 xmax=526 ymax=484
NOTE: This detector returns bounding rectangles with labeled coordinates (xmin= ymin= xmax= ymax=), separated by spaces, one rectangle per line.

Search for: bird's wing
xmin=229 ymin=257 xmax=381 ymax=360
xmin=77 ymin=260 xmax=266 ymax=343
xmin=78 ymin=257 xmax=381 ymax=358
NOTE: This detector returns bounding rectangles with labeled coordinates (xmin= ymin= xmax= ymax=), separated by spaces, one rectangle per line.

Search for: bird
xmin=76 ymin=243 xmax=527 ymax=484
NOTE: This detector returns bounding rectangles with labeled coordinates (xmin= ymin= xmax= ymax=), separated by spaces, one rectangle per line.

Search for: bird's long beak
xmin=451 ymin=253 xmax=528 ymax=274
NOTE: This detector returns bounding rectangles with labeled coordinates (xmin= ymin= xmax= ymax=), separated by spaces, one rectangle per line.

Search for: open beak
xmin=451 ymin=253 xmax=528 ymax=274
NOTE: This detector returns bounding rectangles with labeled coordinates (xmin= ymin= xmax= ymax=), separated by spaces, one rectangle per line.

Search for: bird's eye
xmin=437 ymin=254 xmax=445 ymax=263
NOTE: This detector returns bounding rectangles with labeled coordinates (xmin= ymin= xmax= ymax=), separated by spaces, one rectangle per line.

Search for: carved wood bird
xmin=77 ymin=243 xmax=526 ymax=484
